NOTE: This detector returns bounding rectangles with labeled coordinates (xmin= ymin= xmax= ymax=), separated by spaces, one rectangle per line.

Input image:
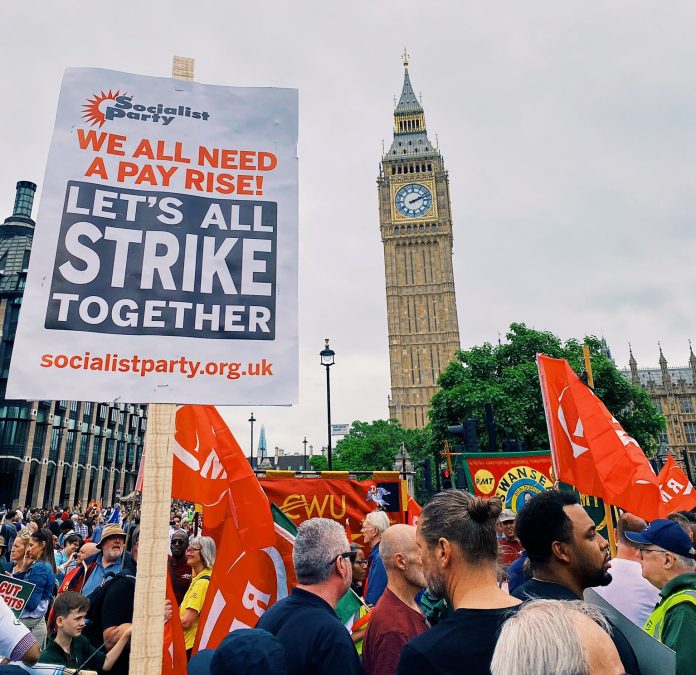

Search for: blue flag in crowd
xmin=107 ymin=506 xmax=120 ymax=524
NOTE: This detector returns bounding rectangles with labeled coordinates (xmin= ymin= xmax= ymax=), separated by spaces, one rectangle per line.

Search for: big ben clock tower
xmin=378 ymin=52 xmax=461 ymax=428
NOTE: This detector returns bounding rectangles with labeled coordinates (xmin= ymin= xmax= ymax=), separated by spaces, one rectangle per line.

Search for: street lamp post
xmin=319 ymin=339 xmax=335 ymax=470
xmin=248 ymin=412 xmax=256 ymax=466
xmin=302 ymin=436 xmax=308 ymax=471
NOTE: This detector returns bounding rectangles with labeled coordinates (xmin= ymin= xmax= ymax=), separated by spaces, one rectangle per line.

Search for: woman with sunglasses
xmin=15 ymin=527 xmax=57 ymax=648
xmin=180 ymin=535 xmax=216 ymax=659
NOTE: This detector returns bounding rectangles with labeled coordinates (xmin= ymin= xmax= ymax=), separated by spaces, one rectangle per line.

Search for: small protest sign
xmin=0 ymin=574 xmax=35 ymax=618
xmin=7 ymin=68 xmax=298 ymax=405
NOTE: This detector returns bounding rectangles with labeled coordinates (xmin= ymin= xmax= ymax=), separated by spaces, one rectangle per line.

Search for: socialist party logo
xmin=82 ymin=90 xmax=210 ymax=127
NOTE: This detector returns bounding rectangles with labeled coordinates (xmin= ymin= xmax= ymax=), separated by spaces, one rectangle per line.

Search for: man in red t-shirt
xmin=362 ymin=524 xmax=428 ymax=675
xmin=498 ymin=509 xmax=524 ymax=571
xmin=168 ymin=529 xmax=192 ymax=605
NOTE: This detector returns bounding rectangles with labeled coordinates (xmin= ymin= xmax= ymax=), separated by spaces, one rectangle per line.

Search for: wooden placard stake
xmin=129 ymin=402 xmax=176 ymax=672
xmin=129 ymin=56 xmax=195 ymax=674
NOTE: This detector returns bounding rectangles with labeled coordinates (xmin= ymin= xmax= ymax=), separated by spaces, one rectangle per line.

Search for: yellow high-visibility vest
xmin=644 ymin=589 xmax=696 ymax=641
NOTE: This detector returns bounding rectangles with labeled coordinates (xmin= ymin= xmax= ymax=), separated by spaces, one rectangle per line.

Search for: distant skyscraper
xmin=258 ymin=424 xmax=267 ymax=461
xmin=0 ymin=181 xmax=147 ymax=508
xmin=378 ymin=53 xmax=461 ymax=428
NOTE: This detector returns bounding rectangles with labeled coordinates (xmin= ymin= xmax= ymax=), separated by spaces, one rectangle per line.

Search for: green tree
xmin=316 ymin=419 xmax=432 ymax=472
xmin=429 ymin=323 xmax=664 ymax=456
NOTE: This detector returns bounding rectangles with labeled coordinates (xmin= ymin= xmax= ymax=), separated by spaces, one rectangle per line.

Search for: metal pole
xmin=326 ymin=365 xmax=333 ymax=470
xmin=303 ymin=437 xmax=308 ymax=471
xmin=248 ymin=413 xmax=255 ymax=465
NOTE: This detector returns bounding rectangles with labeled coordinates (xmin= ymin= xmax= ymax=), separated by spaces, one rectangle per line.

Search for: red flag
xmin=135 ymin=450 xmax=145 ymax=492
xmin=172 ymin=405 xmax=275 ymax=551
xmin=171 ymin=406 xmax=280 ymax=654
xmin=407 ymin=497 xmax=422 ymax=526
xmin=538 ymin=354 xmax=696 ymax=520
xmin=656 ymin=455 xmax=696 ymax=515
xmin=162 ymin=575 xmax=187 ymax=675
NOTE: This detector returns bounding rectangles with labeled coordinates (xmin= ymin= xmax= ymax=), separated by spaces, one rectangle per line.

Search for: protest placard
xmin=7 ymin=68 xmax=298 ymax=405
xmin=0 ymin=574 xmax=35 ymax=618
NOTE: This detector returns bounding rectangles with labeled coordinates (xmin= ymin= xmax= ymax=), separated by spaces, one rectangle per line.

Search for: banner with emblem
xmin=460 ymin=451 xmax=554 ymax=512
xmin=259 ymin=475 xmax=409 ymax=544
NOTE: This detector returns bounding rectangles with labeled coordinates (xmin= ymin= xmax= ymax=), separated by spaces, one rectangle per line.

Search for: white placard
xmin=331 ymin=424 xmax=351 ymax=436
xmin=7 ymin=68 xmax=298 ymax=405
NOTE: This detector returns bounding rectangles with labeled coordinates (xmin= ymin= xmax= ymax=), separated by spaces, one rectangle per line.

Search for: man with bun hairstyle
xmin=397 ymin=492 xmax=521 ymax=675
xmin=627 ymin=518 xmax=696 ymax=674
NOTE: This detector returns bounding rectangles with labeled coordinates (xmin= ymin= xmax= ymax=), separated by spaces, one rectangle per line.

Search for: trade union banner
xmin=461 ymin=451 xmax=554 ymax=513
xmin=7 ymin=68 xmax=298 ymax=404
xmin=259 ymin=475 xmax=409 ymax=543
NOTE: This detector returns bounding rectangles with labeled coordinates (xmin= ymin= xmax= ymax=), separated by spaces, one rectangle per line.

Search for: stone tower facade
xmin=378 ymin=54 xmax=461 ymax=428
xmin=622 ymin=345 xmax=696 ymax=472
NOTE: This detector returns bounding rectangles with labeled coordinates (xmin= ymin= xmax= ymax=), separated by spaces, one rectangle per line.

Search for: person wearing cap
xmin=497 ymin=509 xmax=523 ymax=571
xmin=80 ymin=523 xmax=128 ymax=597
xmin=592 ymin=513 xmax=660 ymax=628
xmin=185 ymin=628 xmax=288 ymax=675
xmin=627 ymin=518 xmax=696 ymax=674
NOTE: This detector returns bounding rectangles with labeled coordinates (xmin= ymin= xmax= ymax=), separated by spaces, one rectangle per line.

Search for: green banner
xmin=559 ymin=482 xmax=618 ymax=541
xmin=0 ymin=573 xmax=35 ymax=618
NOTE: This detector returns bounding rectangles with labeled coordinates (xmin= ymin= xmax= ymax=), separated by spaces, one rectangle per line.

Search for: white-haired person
xmin=491 ymin=599 xmax=623 ymax=675
xmin=361 ymin=510 xmax=390 ymax=605
xmin=180 ymin=535 xmax=216 ymax=658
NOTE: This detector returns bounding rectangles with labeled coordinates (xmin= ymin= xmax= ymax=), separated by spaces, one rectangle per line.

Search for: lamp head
xmin=320 ymin=338 xmax=335 ymax=366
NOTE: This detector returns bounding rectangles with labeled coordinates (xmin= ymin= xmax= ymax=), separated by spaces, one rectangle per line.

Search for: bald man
xmin=592 ymin=512 xmax=660 ymax=627
xmin=362 ymin=524 xmax=428 ymax=675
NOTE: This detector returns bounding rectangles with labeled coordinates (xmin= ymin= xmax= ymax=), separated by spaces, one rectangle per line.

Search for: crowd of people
xmin=2 ymin=493 xmax=696 ymax=674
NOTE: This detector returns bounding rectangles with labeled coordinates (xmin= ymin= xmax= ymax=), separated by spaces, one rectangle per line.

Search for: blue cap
xmin=625 ymin=519 xmax=695 ymax=557
xmin=209 ymin=629 xmax=287 ymax=675
xmin=187 ymin=649 xmax=215 ymax=675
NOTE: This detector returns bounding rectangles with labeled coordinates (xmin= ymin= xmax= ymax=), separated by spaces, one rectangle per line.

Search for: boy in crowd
xmin=39 ymin=591 xmax=131 ymax=671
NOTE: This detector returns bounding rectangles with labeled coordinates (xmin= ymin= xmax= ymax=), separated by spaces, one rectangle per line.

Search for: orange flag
xmin=407 ymin=497 xmax=422 ymax=526
xmin=171 ymin=405 xmax=282 ymax=654
xmin=162 ymin=575 xmax=187 ymax=675
xmin=538 ymin=354 xmax=696 ymax=520
xmin=656 ymin=455 xmax=696 ymax=515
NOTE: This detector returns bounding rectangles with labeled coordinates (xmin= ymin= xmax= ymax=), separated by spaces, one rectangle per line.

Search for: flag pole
xmin=582 ymin=344 xmax=617 ymax=558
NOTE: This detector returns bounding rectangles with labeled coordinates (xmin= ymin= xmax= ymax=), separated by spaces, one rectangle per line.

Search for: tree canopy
xmin=429 ymin=323 xmax=664 ymax=456
xmin=308 ymin=419 xmax=431 ymax=472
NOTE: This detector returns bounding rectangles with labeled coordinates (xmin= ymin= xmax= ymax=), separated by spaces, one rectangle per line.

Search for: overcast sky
xmin=2 ymin=2 xmax=695 ymax=458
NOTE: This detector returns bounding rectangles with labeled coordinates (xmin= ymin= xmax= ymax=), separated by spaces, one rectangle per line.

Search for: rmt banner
xmin=7 ymin=68 xmax=298 ymax=405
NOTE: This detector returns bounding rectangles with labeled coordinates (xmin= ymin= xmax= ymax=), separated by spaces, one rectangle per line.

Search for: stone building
xmin=622 ymin=345 xmax=696 ymax=471
xmin=378 ymin=53 xmax=461 ymax=428
xmin=0 ymin=181 xmax=147 ymax=509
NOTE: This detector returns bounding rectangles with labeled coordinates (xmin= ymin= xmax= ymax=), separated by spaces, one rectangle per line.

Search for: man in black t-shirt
xmin=512 ymin=490 xmax=641 ymax=675
xmin=397 ymin=491 xmax=521 ymax=675
xmin=257 ymin=518 xmax=362 ymax=675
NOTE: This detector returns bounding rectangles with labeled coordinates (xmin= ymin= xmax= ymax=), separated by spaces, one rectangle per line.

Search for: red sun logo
xmin=82 ymin=90 xmax=123 ymax=127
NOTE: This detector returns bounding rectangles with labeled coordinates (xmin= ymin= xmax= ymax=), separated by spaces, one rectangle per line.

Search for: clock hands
xmin=403 ymin=193 xmax=423 ymax=208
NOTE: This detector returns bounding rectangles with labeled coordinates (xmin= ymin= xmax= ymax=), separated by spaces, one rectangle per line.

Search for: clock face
xmin=395 ymin=183 xmax=433 ymax=218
